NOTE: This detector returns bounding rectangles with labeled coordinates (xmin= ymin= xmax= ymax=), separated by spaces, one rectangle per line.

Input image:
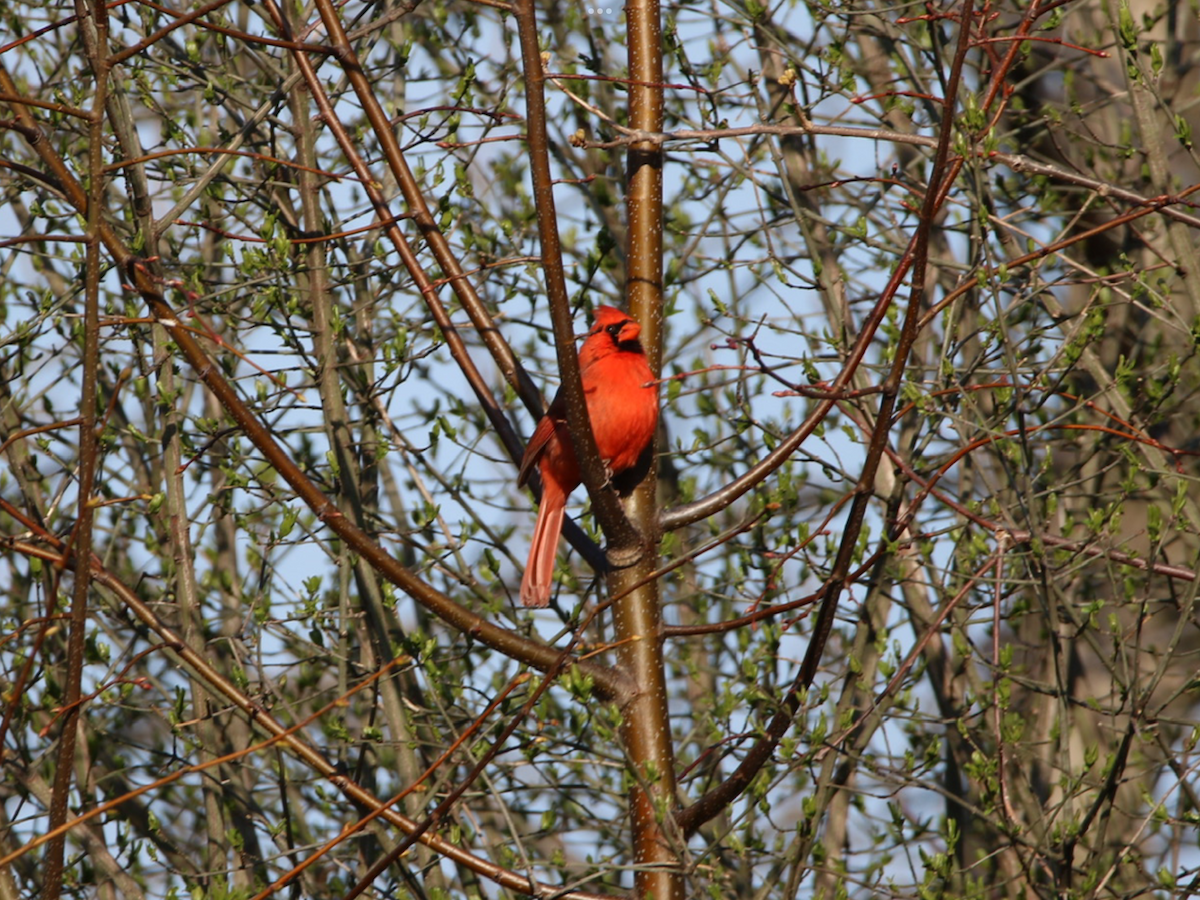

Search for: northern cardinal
xmin=517 ymin=306 xmax=659 ymax=608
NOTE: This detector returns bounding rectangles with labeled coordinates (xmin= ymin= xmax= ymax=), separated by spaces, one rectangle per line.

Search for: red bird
xmin=517 ymin=306 xmax=659 ymax=608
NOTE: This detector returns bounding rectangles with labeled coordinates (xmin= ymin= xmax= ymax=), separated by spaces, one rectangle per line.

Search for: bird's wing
xmin=517 ymin=390 xmax=565 ymax=488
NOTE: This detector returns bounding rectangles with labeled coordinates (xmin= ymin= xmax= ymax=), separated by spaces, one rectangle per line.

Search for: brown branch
xmin=0 ymin=92 xmax=89 ymax=119
xmin=40 ymin=2 xmax=108 ymax=894
xmin=101 ymin=146 xmax=355 ymax=180
xmin=612 ymin=0 xmax=684 ymax=896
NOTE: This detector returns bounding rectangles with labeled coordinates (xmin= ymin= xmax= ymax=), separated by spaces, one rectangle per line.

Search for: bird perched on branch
xmin=517 ymin=306 xmax=659 ymax=608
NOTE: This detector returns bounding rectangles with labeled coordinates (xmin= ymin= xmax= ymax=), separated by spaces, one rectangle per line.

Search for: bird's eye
xmin=606 ymin=322 xmax=625 ymax=338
